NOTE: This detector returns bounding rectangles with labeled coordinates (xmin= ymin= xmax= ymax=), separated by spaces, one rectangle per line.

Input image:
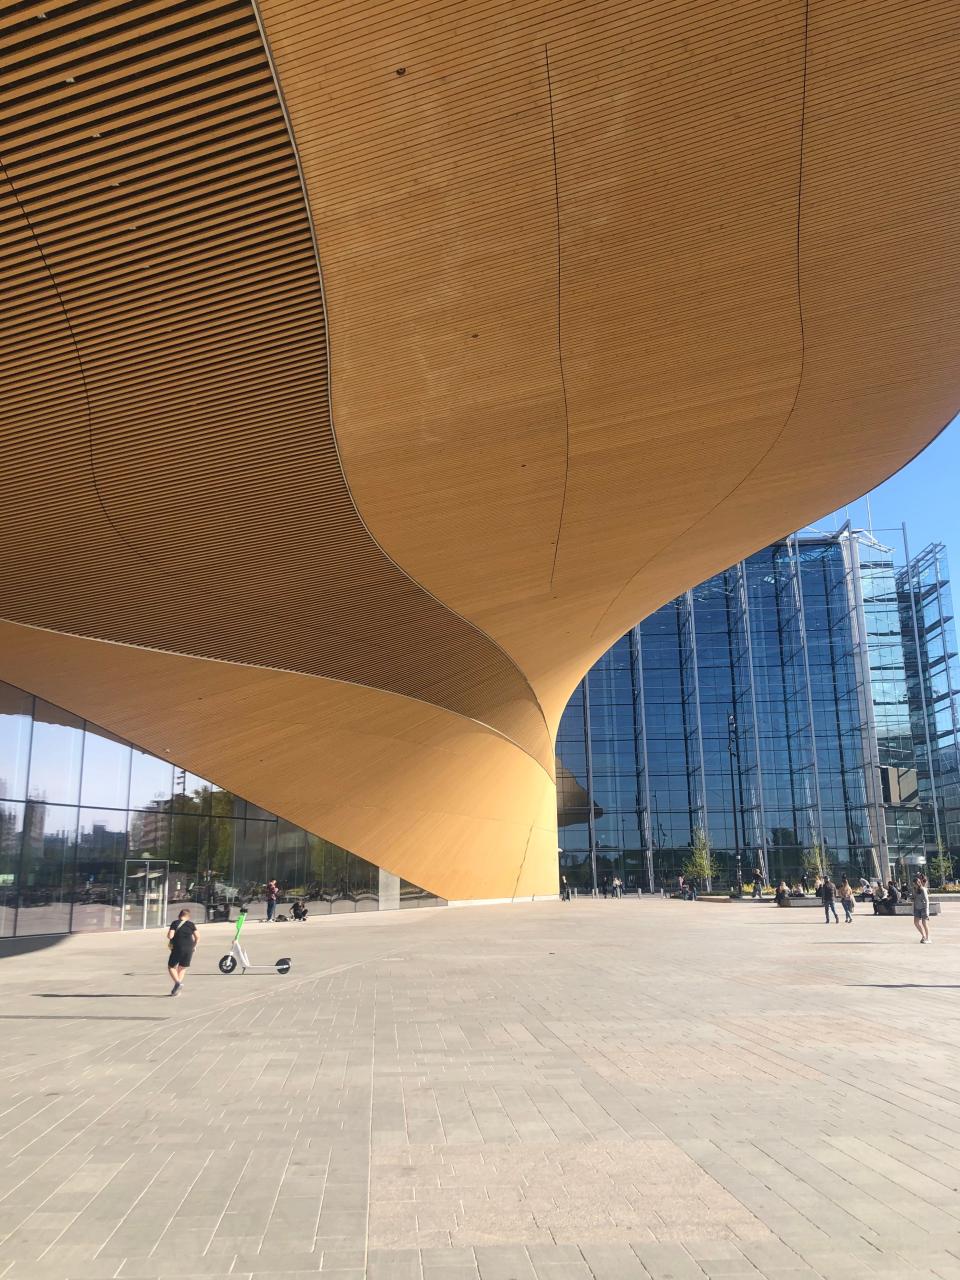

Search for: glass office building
xmin=0 ymin=682 xmax=439 ymax=938
xmin=558 ymin=527 xmax=960 ymax=893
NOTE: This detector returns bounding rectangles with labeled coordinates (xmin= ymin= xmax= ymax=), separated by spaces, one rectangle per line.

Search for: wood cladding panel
xmin=1 ymin=0 xmax=957 ymax=900
xmin=0 ymin=0 xmax=552 ymax=777
xmin=258 ymin=0 xmax=959 ymax=724
xmin=0 ymin=620 xmax=560 ymax=901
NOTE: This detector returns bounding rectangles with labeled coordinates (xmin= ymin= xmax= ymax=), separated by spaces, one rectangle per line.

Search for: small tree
xmin=684 ymin=826 xmax=717 ymax=893
xmin=804 ymin=838 xmax=832 ymax=881
xmin=802 ymin=840 xmax=824 ymax=881
xmin=929 ymin=836 xmax=954 ymax=889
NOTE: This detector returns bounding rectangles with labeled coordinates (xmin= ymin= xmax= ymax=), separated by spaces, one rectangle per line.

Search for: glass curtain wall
xmin=798 ymin=539 xmax=874 ymax=878
xmin=860 ymin=547 xmax=924 ymax=873
xmin=0 ymin=680 xmax=441 ymax=937
xmin=898 ymin=543 xmax=960 ymax=862
xmin=556 ymin=528 xmax=942 ymax=893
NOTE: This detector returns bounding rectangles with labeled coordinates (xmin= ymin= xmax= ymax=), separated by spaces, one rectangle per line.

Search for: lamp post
xmin=727 ymin=713 xmax=740 ymax=880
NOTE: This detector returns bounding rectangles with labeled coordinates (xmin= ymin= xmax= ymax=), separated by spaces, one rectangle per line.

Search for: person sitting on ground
xmin=882 ymin=879 xmax=900 ymax=915
xmin=291 ymin=899 xmax=309 ymax=922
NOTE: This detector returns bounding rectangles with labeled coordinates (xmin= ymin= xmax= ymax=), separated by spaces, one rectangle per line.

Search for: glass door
xmin=122 ymin=859 xmax=169 ymax=929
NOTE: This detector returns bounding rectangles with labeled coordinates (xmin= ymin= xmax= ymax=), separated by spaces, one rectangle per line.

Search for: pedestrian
xmin=265 ymin=878 xmax=279 ymax=922
xmin=752 ymin=867 xmax=764 ymax=899
xmin=913 ymin=873 xmax=931 ymax=943
xmin=167 ymin=908 xmax=198 ymax=996
xmin=560 ymin=874 xmax=571 ymax=902
xmin=800 ymin=871 xmax=809 ymax=895
xmin=839 ymin=876 xmax=855 ymax=924
xmin=822 ymin=876 xmax=839 ymax=924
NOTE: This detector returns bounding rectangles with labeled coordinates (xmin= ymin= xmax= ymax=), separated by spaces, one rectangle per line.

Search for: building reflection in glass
xmin=0 ymin=683 xmax=441 ymax=937
xmin=558 ymin=528 xmax=960 ymax=893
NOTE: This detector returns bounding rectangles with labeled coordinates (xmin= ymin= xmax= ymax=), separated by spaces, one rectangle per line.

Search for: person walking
xmin=800 ymin=871 xmax=809 ymax=895
xmin=822 ymin=876 xmax=839 ymax=924
xmin=265 ymin=878 xmax=279 ymax=922
xmin=839 ymin=876 xmax=855 ymax=924
xmin=167 ymin=908 xmax=199 ymax=996
xmin=560 ymin=874 xmax=571 ymax=902
xmin=752 ymin=866 xmax=764 ymax=899
xmin=913 ymin=873 xmax=931 ymax=943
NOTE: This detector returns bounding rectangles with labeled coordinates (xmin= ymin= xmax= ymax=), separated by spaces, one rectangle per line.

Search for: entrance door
xmin=121 ymin=859 xmax=169 ymax=930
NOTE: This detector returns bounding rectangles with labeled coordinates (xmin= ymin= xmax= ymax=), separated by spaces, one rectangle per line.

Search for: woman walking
xmin=167 ymin=908 xmax=199 ymax=995
xmin=839 ymin=876 xmax=855 ymax=924
xmin=913 ymin=873 xmax=931 ymax=944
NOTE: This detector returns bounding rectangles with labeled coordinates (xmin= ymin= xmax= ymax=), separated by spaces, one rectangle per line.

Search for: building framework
xmin=558 ymin=529 xmax=960 ymax=893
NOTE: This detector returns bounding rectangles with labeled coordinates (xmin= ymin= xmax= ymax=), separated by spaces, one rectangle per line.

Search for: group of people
xmin=811 ymin=872 xmax=932 ymax=940
xmin=559 ymin=874 xmax=625 ymax=900
xmin=815 ymin=874 xmax=858 ymax=924
xmin=869 ymin=874 xmax=932 ymax=941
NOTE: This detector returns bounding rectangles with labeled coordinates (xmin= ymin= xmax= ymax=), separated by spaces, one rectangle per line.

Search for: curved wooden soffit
xmin=0 ymin=0 xmax=957 ymax=900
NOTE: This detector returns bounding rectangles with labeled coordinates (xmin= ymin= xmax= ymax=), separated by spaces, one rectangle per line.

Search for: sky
xmin=804 ymin=411 xmax=960 ymax=564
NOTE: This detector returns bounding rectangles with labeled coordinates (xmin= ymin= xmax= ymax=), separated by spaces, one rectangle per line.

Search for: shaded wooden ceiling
xmin=0 ymin=0 xmax=956 ymax=899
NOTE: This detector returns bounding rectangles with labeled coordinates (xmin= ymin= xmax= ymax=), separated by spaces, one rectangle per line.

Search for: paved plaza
xmin=2 ymin=899 xmax=960 ymax=1280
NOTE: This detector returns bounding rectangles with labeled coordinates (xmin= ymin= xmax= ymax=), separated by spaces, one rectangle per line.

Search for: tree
xmin=684 ymin=826 xmax=717 ymax=892
xmin=929 ymin=836 xmax=954 ymax=889
xmin=804 ymin=838 xmax=831 ymax=880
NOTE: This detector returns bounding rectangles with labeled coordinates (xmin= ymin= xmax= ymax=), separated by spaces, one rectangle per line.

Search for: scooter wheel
xmin=276 ymin=957 xmax=291 ymax=974
xmin=218 ymin=954 xmax=238 ymax=973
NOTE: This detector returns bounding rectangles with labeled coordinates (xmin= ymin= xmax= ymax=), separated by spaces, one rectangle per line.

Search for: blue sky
xmin=806 ymin=411 xmax=960 ymax=564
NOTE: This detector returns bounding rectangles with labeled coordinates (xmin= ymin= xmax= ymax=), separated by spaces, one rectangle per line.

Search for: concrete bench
xmin=881 ymin=900 xmax=941 ymax=916
xmin=771 ymin=896 xmax=941 ymax=915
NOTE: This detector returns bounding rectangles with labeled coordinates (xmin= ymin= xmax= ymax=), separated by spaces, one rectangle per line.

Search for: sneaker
xmin=171 ymin=981 xmax=182 ymax=995
xmin=920 ymin=938 xmax=927 ymax=944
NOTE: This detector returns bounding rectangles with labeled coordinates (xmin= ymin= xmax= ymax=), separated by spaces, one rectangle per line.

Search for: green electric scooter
xmin=218 ymin=907 xmax=291 ymax=974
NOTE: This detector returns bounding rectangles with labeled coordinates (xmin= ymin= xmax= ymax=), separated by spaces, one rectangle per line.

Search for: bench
xmin=882 ymin=901 xmax=941 ymax=916
xmin=771 ymin=897 xmax=940 ymax=915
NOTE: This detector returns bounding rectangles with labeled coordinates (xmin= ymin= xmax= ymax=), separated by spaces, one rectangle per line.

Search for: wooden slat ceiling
xmin=258 ymin=0 xmax=960 ymax=723
xmin=0 ymin=0 xmax=956 ymax=900
xmin=0 ymin=0 xmax=551 ymax=776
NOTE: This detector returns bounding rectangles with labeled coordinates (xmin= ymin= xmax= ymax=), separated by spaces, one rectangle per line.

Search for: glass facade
xmin=0 ymin=681 xmax=440 ymax=937
xmin=558 ymin=528 xmax=960 ymax=892
xmin=897 ymin=543 xmax=960 ymax=861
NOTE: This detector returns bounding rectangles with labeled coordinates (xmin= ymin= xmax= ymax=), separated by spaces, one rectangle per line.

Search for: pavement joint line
xmin=4 ymin=901 xmax=960 ymax=1278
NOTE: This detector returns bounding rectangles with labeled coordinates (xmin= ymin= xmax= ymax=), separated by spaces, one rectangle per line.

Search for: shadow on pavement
xmin=0 ymin=934 xmax=71 ymax=959
xmin=852 ymin=982 xmax=960 ymax=989
xmin=0 ymin=1014 xmax=168 ymax=1021
xmin=37 ymin=992 xmax=168 ymax=999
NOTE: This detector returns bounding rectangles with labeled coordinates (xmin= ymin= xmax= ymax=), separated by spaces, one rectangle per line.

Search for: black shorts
xmin=168 ymin=949 xmax=193 ymax=968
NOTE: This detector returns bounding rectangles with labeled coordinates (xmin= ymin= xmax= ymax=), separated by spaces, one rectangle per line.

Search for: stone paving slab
xmin=2 ymin=901 xmax=960 ymax=1278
